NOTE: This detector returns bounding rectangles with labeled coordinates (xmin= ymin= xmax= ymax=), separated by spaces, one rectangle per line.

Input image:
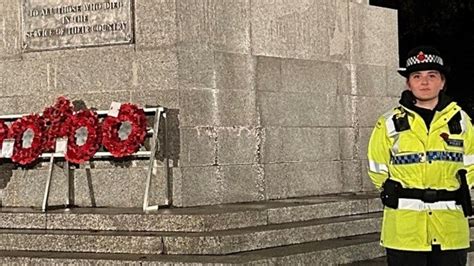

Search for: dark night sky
xmin=370 ymin=0 xmax=474 ymax=115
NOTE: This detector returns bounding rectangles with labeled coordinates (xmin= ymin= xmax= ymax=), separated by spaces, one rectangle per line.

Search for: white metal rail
xmin=0 ymin=107 xmax=168 ymax=213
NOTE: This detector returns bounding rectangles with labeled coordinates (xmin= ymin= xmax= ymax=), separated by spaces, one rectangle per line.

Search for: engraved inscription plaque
xmin=22 ymin=0 xmax=133 ymax=51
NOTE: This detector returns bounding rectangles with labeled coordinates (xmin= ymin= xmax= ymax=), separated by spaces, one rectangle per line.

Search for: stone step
xmin=0 ymin=212 xmax=382 ymax=255
xmin=0 ymin=228 xmax=164 ymax=255
xmin=0 ymin=233 xmax=384 ymax=265
xmin=162 ymin=212 xmax=382 ymax=255
xmin=345 ymin=241 xmax=474 ymax=265
xmin=345 ymin=256 xmax=386 ymax=265
xmin=0 ymin=192 xmax=382 ymax=232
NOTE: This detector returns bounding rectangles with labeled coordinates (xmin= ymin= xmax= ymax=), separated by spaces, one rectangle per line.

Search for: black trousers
xmin=386 ymin=246 xmax=467 ymax=266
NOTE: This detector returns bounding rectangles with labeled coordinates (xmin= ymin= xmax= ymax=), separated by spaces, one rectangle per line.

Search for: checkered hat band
xmin=406 ymin=54 xmax=444 ymax=67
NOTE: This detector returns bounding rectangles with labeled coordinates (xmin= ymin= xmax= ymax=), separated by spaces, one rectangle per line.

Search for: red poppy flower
xmin=440 ymin=132 xmax=449 ymax=141
xmin=42 ymin=96 xmax=73 ymax=151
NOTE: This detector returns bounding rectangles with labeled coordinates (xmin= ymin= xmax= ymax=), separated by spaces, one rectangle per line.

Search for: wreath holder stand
xmin=0 ymin=107 xmax=168 ymax=213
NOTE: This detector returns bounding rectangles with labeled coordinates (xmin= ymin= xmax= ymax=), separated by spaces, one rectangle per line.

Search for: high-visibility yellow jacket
xmin=368 ymin=99 xmax=474 ymax=251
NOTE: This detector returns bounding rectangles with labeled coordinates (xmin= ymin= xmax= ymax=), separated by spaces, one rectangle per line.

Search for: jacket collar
xmin=399 ymin=90 xmax=453 ymax=112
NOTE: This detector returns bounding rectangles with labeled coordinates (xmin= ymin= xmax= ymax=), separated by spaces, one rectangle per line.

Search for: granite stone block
xmin=265 ymin=161 xmax=342 ymax=200
xmin=262 ymin=127 xmax=340 ymax=163
xmin=386 ymin=65 xmax=406 ymax=97
xmin=2 ymin=59 xmax=48 ymax=97
xmin=356 ymin=64 xmax=387 ymax=96
xmin=133 ymin=49 xmax=178 ymax=91
xmin=62 ymin=91 xmax=132 ymax=110
xmin=217 ymin=127 xmax=257 ymax=165
xmin=215 ymin=52 xmax=254 ymax=91
xmin=135 ymin=0 xmax=177 ymax=49
xmin=221 ymin=164 xmax=265 ymax=203
xmin=356 ymin=96 xmax=398 ymax=127
xmin=0 ymin=95 xmax=51 ymax=115
xmin=2 ymin=165 xmax=168 ymax=208
xmin=0 ymin=212 xmax=46 ymax=229
xmin=73 ymin=166 xmax=167 ymax=207
xmin=131 ymin=89 xmax=179 ymax=109
xmin=338 ymin=64 xmax=353 ymax=95
xmin=257 ymin=91 xmax=337 ymax=127
xmin=52 ymin=47 xmax=134 ymax=94
xmin=350 ymin=3 xmax=398 ymax=66
xmin=339 ymin=128 xmax=357 ymax=160
xmin=368 ymin=197 xmax=383 ymax=212
xmin=267 ymin=199 xmax=369 ymax=224
xmin=0 ymin=238 xmax=385 ymax=265
xmin=177 ymin=45 xmax=215 ymax=89
xmin=267 ymin=240 xmax=384 ymax=265
xmin=0 ymin=97 xmax=16 ymax=116
xmin=170 ymin=167 xmax=184 ymax=207
xmin=256 ymin=56 xmax=282 ymax=92
xmin=0 ymin=1 xmax=21 ymax=58
xmin=216 ymin=89 xmax=257 ymax=126
xmin=211 ymin=0 xmax=251 ymax=53
xmin=0 ymin=231 xmax=163 ymax=254
xmin=44 ymin=209 xmax=267 ymax=232
xmin=177 ymin=0 xmax=250 ymax=53
xmin=0 ymin=163 xmax=13 ymax=191
xmin=251 ymin=0 xmax=349 ymax=61
xmin=162 ymin=214 xmax=381 ymax=254
xmin=179 ymin=89 xmax=216 ymax=127
xmin=179 ymin=127 xmax=217 ymax=167
xmin=176 ymin=0 xmax=213 ymax=45
xmin=0 ymin=62 xmax=3 ymax=92
xmin=172 ymin=166 xmax=223 ymax=207
xmin=341 ymin=160 xmax=363 ymax=193
xmin=358 ymin=126 xmax=374 ymax=160
xmin=337 ymin=95 xmax=357 ymax=127
xmin=282 ymin=59 xmax=346 ymax=96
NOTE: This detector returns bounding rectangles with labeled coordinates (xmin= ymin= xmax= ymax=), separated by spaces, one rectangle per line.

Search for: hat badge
xmin=416 ymin=51 xmax=426 ymax=61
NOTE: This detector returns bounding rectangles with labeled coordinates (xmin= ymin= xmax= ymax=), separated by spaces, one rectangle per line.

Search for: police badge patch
xmin=445 ymin=138 xmax=464 ymax=147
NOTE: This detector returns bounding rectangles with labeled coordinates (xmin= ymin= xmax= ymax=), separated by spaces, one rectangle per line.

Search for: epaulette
xmin=448 ymin=111 xmax=462 ymax=134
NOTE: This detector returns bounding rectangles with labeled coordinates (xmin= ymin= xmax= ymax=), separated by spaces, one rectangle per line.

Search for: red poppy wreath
xmin=102 ymin=103 xmax=147 ymax=158
xmin=64 ymin=110 xmax=101 ymax=164
xmin=42 ymin=96 xmax=74 ymax=152
xmin=0 ymin=120 xmax=9 ymax=144
xmin=8 ymin=114 xmax=45 ymax=165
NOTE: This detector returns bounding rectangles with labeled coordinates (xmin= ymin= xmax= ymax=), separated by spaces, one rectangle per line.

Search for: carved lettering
xmin=72 ymin=15 xmax=89 ymax=23
xmin=25 ymin=22 xmax=127 ymax=39
xmin=28 ymin=5 xmax=83 ymax=17
xmin=22 ymin=0 xmax=133 ymax=51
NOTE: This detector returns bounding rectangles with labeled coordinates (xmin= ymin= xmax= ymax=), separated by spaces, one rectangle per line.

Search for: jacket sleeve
xmin=367 ymin=116 xmax=391 ymax=189
xmin=461 ymin=113 xmax=474 ymax=187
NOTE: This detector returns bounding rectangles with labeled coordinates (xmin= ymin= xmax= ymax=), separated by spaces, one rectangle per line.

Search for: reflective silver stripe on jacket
xmin=398 ymin=198 xmax=462 ymax=211
xmin=385 ymin=113 xmax=398 ymax=137
xmin=369 ymin=160 xmax=388 ymax=174
xmin=464 ymin=154 xmax=474 ymax=166
xmin=384 ymin=112 xmax=401 ymax=154
xmin=460 ymin=111 xmax=469 ymax=134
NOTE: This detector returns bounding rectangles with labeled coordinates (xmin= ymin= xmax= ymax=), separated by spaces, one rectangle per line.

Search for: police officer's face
xmin=407 ymin=70 xmax=445 ymax=102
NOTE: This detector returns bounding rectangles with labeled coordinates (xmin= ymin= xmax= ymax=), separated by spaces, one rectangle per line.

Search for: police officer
xmin=367 ymin=45 xmax=474 ymax=265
